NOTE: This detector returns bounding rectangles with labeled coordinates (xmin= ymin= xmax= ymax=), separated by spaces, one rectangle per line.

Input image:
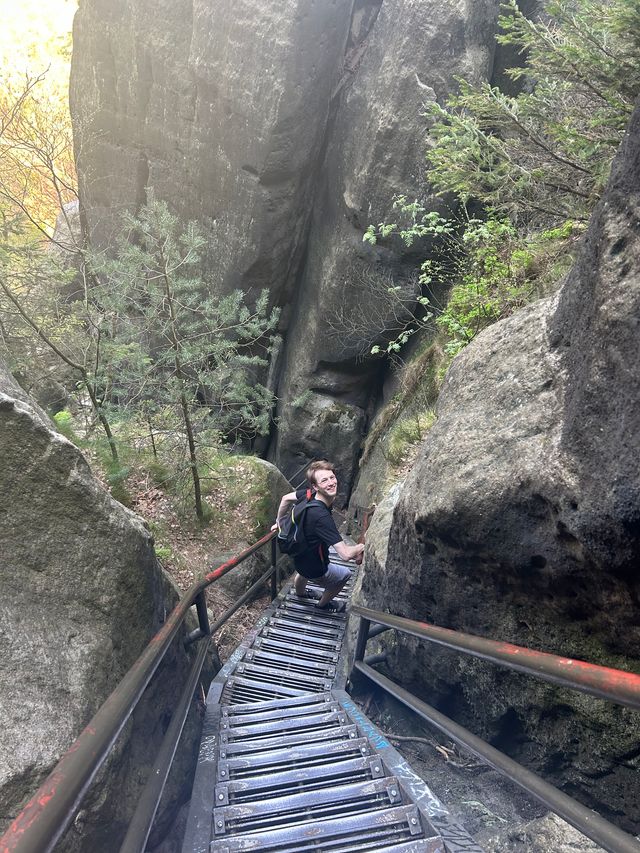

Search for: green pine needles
xmin=427 ymin=0 xmax=640 ymax=224
xmin=92 ymin=197 xmax=281 ymax=519
xmin=363 ymin=0 xmax=640 ymax=363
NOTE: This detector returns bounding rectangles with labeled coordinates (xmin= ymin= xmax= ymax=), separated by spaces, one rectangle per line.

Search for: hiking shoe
xmin=316 ymin=600 xmax=346 ymax=613
xmin=299 ymin=589 xmax=321 ymax=600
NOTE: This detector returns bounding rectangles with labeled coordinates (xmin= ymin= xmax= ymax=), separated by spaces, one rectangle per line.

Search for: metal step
xmin=209 ymin=804 xmax=432 ymax=852
xmin=182 ymin=560 xmax=483 ymax=853
xmin=244 ymin=647 xmax=337 ymax=677
xmin=221 ymin=693 xmax=338 ymax=724
xmin=219 ymin=724 xmax=359 ymax=757
xmin=217 ymin=736 xmax=375 ymax=781
xmin=215 ymin=753 xmax=385 ymax=803
xmin=220 ymin=709 xmax=349 ymax=741
xmin=213 ymin=776 xmax=404 ymax=834
xmin=252 ymin=635 xmax=340 ymax=664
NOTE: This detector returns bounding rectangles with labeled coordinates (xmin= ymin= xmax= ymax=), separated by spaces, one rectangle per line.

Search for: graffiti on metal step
xmin=197 ymin=733 xmax=217 ymax=763
xmin=339 ymin=698 xmax=390 ymax=748
xmin=431 ymin=817 xmax=485 ymax=853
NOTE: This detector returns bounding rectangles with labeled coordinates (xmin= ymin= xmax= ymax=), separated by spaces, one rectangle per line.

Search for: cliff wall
xmin=359 ymin=101 xmax=640 ymax=831
xmin=69 ymin=0 xmax=501 ymax=494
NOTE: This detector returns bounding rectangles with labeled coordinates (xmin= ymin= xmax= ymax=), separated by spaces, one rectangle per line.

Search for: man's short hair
xmin=306 ymin=459 xmax=335 ymax=485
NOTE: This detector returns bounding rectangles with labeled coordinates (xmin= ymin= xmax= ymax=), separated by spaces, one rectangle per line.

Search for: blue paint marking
xmin=219 ymin=645 xmax=245 ymax=677
xmin=340 ymin=698 xmax=390 ymax=749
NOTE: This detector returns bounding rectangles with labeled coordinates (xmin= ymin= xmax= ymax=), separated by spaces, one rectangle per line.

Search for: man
xmin=276 ymin=460 xmax=364 ymax=612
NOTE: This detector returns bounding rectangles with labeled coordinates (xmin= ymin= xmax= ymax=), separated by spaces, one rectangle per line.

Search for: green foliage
xmin=291 ymin=390 xmax=313 ymax=409
xmin=52 ymin=409 xmax=77 ymax=441
xmin=147 ymin=459 xmax=173 ymax=489
xmin=87 ymin=196 xmax=281 ymax=518
xmin=365 ymin=199 xmax=560 ymax=358
xmin=387 ymin=409 xmax=436 ymax=468
xmin=154 ymin=545 xmax=173 ymax=561
xmin=362 ymin=0 xmax=634 ymax=364
xmin=426 ymin=0 xmax=640 ymax=224
xmin=93 ymin=438 xmax=131 ymax=504
xmin=434 ymin=216 xmax=535 ymax=357
xmin=96 ymin=197 xmax=280 ymax=443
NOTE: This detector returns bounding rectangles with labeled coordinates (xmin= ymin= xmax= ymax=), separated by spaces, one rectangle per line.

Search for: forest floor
xmin=96 ymin=455 xmax=273 ymax=662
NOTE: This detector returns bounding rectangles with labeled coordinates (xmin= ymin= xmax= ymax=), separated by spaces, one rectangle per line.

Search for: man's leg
xmin=316 ymin=563 xmax=351 ymax=610
xmin=294 ymin=572 xmax=308 ymax=597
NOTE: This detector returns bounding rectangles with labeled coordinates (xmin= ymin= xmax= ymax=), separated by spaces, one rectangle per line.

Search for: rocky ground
xmin=353 ymin=687 xmax=605 ymax=852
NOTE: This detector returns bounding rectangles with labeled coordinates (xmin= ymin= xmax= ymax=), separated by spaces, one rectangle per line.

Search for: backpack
xmin=277 ymin=489 xmax=321 ymax=556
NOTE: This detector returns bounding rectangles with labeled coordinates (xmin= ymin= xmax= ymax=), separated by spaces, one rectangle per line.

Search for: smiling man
xmin=276 ymin=460 xmax=364 ymax=612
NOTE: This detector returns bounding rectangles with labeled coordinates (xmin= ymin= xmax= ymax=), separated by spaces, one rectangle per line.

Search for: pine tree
xmin=95 ymin=198 xmax=281 ymax=520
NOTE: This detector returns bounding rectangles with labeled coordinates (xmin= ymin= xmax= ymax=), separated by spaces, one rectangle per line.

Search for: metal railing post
xmin=270 ymin=537 xmax=278 ymax=600
xmin=195 ymin=591 xmax=210 ymax=634
xmin=185 ymin=590 xmax=211 ymax=647
xmin=354 ymin=617 xmax=371 ymax=663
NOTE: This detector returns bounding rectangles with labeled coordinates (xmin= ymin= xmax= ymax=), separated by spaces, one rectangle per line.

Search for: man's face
xmin=313 ymin=468 xmax=338 ymax=501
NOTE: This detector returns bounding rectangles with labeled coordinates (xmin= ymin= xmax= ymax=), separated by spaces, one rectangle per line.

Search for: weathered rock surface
xmin=70 ymin=0 xmax=501 ymax=498
xmin=272 ymin=0 xmax=500 ymax=494
xmin=70 ymin=0 xmax=353 ymax=307
xmin=0 ymin=362 xmax=205 ymax=850
xmin=359 ymin=104 xmax=640 ymax=831
xmin=483 ymin=812 xmax=604 ymax=852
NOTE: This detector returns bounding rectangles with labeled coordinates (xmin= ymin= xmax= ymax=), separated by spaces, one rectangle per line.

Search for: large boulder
xmin=360 ymin=104 xmax=640 ymax=831
xmin=272 ymin=0 xmax=500 ymax=494
xmin=0 ymin=362 xmax=204 ymax=850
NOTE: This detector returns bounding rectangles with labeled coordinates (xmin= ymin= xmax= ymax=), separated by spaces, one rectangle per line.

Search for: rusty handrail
xmin=351 ymin=605 xmax=640 ymax=710
xmin=353 ymin=661 xmax=640 ymax=853
xmin=351 ymin=606 xmax=640 ymax=853
xmin=0 ymin=530 xmax=277 ymax=853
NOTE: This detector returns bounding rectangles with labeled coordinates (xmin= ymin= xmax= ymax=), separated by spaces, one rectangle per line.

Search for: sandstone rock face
xmin=0 ymin=363 xmax=202 ymax=850
xmin=70 ymin=0 xmax=501 ymax=498
xmin=272 ymin=0 xmax=499 ymax=492
xmin=360 ymin=105 xmax=640 ymax=831
xmin=70 ymin=0 xmax=353 ymax=308
xmin=483 ymin=812 xmax=604 ymax=853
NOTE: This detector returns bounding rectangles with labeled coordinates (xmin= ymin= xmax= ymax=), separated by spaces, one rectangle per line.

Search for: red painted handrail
xmin=351 ymin=605 xmax=640 ymax=710
xmin=0 ymin=531 xmax=277 ymax=853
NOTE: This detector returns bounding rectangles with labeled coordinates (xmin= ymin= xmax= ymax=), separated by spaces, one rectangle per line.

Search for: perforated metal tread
xmin=183 ymin=557 xmax=484 ymax=853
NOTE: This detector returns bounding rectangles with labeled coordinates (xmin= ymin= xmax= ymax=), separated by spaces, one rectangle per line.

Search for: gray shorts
xmin=313 ymin=561 xmax=351 ymax=592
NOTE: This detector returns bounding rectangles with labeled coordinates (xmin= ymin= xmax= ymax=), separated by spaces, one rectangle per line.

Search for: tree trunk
xmin=180 ymin=390 xmax=204 ymax=520
xmin=160 ymin=263 xmax=205 ymax=519
xmin=85 ymin=380 xmax=119 ymax=465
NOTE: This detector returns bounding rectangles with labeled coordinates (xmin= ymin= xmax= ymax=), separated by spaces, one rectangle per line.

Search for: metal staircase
xmin=183 ymin=559 xmax=484 ymax=853
xmin=5 ymin=530 xmax=638 ymax=853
